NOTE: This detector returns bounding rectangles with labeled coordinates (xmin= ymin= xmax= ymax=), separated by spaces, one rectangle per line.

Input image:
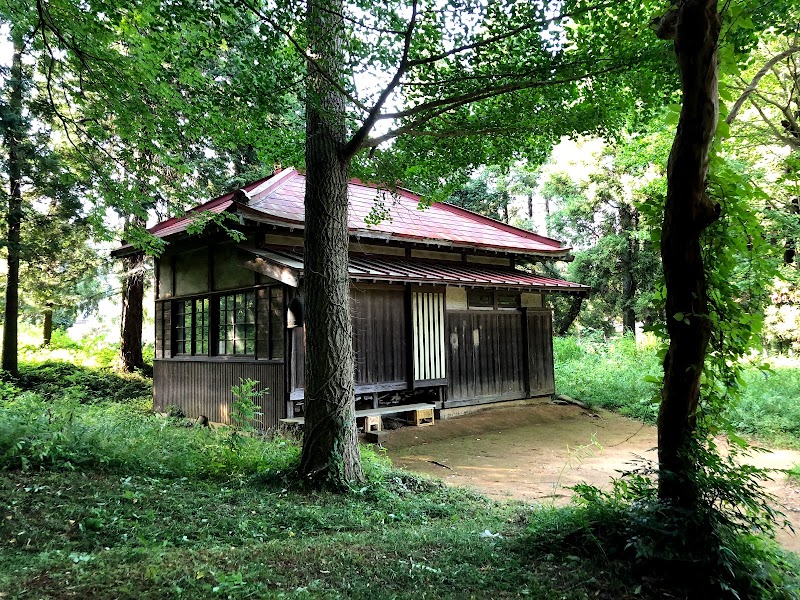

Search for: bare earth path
xmin=384 ymin=401 xmax=800 ymax=553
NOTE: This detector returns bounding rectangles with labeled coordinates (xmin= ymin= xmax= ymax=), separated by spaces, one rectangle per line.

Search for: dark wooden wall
xmin=291 ymin=286 xmax=408 ymax=398
xmin=154 ymin=360 xmax=286 ymax=427
xmin=525 ymin=309 xmax=555 ymax=397
xmin=351 ymin=287 xmax=407 ymax=388
xmin=446 ymin=310 xmax=526 ymax=405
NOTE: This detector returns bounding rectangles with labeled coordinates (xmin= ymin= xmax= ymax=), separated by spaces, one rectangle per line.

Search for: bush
xmin=553 ymin=334 xmax=661 ymax=422
xmin=726 ymin=367 xmax=800 ymax=446
xmin=19 ymin=329 xmax=121 ymax=369
xmin=0 ymin=394 xmax=299 ymax=481
xmin=0 ymin=392 xmax=402 ymax=489
xmin=14 ymin=361 xmax=152 ymax=405
xmin=526 ymin=447 xmax=800 ymax=599
xmin=555 ymin=335 xmax=800 ymax=446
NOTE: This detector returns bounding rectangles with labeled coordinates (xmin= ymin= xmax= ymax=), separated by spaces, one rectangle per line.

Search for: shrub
xmin=0 ymin=394 xmax=299 ymax=481
xmin=553 ymin=334 xmax=661 ymax=422
xmin=526 ymin=446 xmax=800 ymax=599
xmin=14 ymin=361 xmax=152 ymax=406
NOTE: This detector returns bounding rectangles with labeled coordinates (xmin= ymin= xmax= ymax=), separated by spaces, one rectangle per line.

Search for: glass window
xmin=467 ymin=290 xmax=494 ymax=308
xmin=174 ymin=300 xmax=190 ymax=354
xmin=269 ymin=286 xmax=284 ymax=359
xmin=174 ymin=298 xmax=209 ymax=355
xmin=194 ymin=298 xmax=209 ymax=354
xmin=497 ymin=292 xmax=520 ymax=309
xmin=218 ymin=292 xmax=256 ymax=355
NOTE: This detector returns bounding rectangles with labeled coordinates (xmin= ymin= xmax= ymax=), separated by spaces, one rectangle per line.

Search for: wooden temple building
xmin=115 ymin=168 xmax=589 ymax=428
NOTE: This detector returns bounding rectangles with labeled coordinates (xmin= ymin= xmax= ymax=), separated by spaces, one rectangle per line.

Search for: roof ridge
xmin=436 ymin=201 xmax=566 ymax=249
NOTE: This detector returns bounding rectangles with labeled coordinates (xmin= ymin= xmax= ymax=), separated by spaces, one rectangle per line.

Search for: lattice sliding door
xmin=412 ymin=291 xmax=446 ymax=382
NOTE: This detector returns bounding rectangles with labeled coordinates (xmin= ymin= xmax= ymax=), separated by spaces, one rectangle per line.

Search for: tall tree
xmin=448 ymin=173 xmax=512 ymax=222
xmin=655 ymin=0 xmax=722 ymax=505
xmin=120 ymin=216 xmax=146 ymax=371
xmin=1 ymin=26 xmax=24 ymax=376
xmin=541 ymin=140 xmax=664 ymax=335
xmin=297 ymin=0 xmax=363 ymax=485
xmin=1 ymin=0 xmax=302 ymax=373
xmin=237 ymin=0 xmax=673 ymax=487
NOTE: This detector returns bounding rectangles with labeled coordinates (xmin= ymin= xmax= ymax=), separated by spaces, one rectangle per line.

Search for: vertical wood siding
xmin=154 ymin=360 xmax=286 ymax=428
xmin=526 ymin=310 xmax=555 ymax=396
xmin=351 ymin=287 xmax=407 ymax=385
xmin=412 ymin=292 xmax=445 ymax=381
xmin=446 ymin=310 xmax=526 ymax=403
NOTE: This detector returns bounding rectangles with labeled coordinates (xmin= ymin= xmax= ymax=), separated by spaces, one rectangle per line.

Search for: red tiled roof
xmin=243 ymin=246 xmax=590 ymax=294
xmin=147 ymin=176 xmax=272 ymax=239
xmin=144 ymin=169 xmax=570 ymax=256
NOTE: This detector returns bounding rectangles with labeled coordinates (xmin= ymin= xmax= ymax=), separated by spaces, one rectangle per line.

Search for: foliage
xmin=17 ymin=329 xmax=127 ymax=370
xmin=447 ymin=172 xmax=512 ymax=222
xmin=527 ymin=458 xmax=800 ymax=599
xmin=554 ymin=335 xmax=662 ymax=422
xmin=13 ymin=362 xmax=152 ymax=407
xmin=0 ymin=394 xmax=298 ymax=481
xmin=229 ymin=378 xmax=267 ymax=434
xmin=554 ymin=335 xmax=800 ymax=447
xmin=537 ymin=135 xmax=667 ymax=332
xmin=763 ymin=277 xmax=800 ymax=353
xmin=725 ymin=364 xmax=800 ymax=446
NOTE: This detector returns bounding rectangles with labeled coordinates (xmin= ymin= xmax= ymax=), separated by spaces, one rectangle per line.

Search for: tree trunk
xmin=527 ymin=194 xmax=533 ymax=219
xmin=557 ymin=295 xmax=584 ymax=336
xmin=42 ymin=306 xmax=53 ymax=346
xmin=656 ymin=0 xmax=721 ymax=505
xmin=619 ymin=204 xmax=638 ymax=336
xmin=2 ymin=30 xmax=24 ymax=377
xmin=299 ymin=0 xmax=363 ymax=487
xmin=120 ymin=243 xmax=145 ymax=372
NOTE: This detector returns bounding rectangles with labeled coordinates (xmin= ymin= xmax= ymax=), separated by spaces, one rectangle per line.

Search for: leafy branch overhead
xmin=237 ymin=0 xmax=673 ymax=169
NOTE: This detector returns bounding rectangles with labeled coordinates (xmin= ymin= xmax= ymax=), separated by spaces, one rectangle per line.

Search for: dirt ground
xmin=383 ymin=400 xmax=800 ymax=553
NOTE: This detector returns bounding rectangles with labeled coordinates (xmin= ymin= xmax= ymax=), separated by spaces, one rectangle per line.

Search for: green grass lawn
xmin=2 ymin=469 xmax=647 ymax=599
xmin=554 ymin=335 xmax=800 ymax=448
xmin=2 ymin=343 xmax=799 ymax=598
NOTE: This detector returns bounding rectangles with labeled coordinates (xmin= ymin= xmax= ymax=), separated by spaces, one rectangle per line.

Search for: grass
xmin=1 ymin=338 xmax=798 ymax=598
xmin=1 ymin=469 xmax=656 ymax=600
xmin=0 ymin=392 xmax=665 ymax=599
xmin=553 ymin=335 xmax=661 ymax=422
xmin=554 ymin=335 xmax=800 ymax=448
xmin=1 ymin=403 xmax=796 ymax=599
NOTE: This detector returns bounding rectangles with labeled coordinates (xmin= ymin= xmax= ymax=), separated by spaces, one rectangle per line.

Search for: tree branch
xmin=358 ymin=61 xmax=631 ymax=150
xmin=403 ymin=0 xmax=615 ymax=69
xmin=235 ymin=0 xmax=370 ymax=114
xmin=726 ymin=45 xmax=799 ymax=124
xmin=342 ymin=0 xmax=418 ymax=159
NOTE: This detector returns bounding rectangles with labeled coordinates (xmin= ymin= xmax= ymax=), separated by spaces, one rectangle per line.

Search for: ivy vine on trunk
xmin=656 ymin=0 xmax=722 ymax=505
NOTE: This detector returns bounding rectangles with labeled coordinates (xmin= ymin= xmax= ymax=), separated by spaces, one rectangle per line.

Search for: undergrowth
xmin=13 ymin=362 xmax=152 ymax=405
xmin=0 ymin=344 xmax=797 ymax=598
xmin=525 ymin=451 xmax=800 ymax=599
xmin=555 ymin=335 xmax=800 ymax=447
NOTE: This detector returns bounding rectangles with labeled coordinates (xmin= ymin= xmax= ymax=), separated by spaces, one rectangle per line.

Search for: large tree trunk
xmin=120 ymin=244 xmax=145 ymax=372
xmin=2 ymin=30 xmax=24 ymax=377
xmin=42 ymin=306 xmax=53 ymax=346
xmin=557 ymin=295 xmax=584 ymax=336
xmin=656 ymin=0 xmax=721 ymax=505
xmin=298 ymin=0 xmax=363 ymax=487
xmin=619 ymin=204 xmax=638 ymax=336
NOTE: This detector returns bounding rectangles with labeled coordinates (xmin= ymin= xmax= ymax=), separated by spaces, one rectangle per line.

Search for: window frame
xmin=466 ymin=289 xmax=521 ymax=311
xmin=217 ymin=291 xmax=257 ymax=356
xmin=165 ymin=285 xmax=285 ymax=361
